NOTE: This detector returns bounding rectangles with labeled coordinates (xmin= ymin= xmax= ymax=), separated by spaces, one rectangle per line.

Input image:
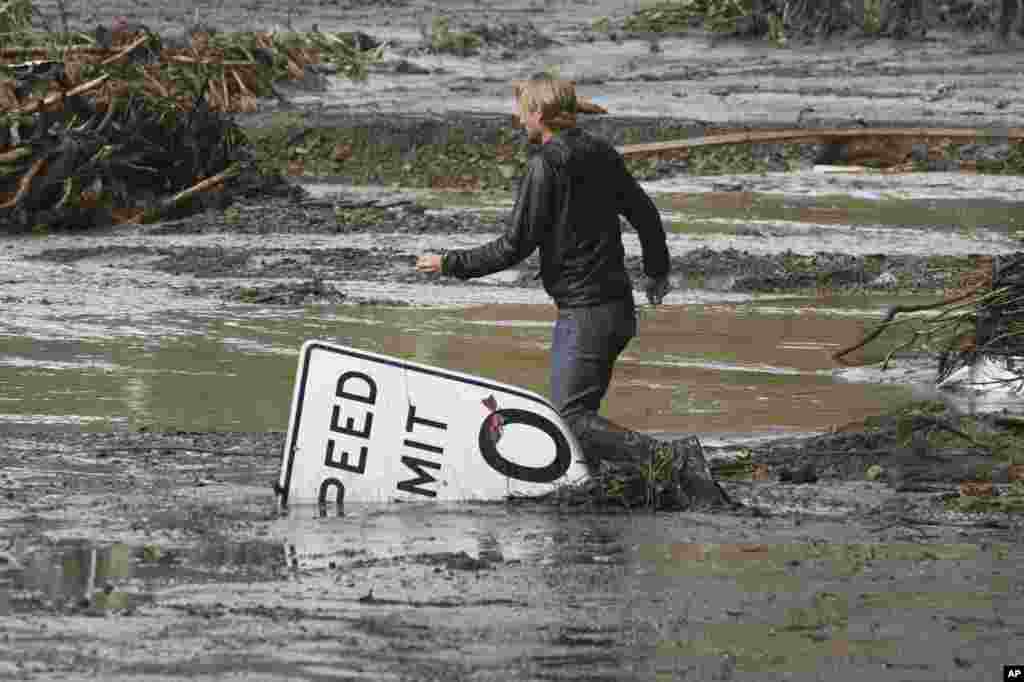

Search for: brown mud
xmin=4 ymin=0 xmax=1024 ymax=679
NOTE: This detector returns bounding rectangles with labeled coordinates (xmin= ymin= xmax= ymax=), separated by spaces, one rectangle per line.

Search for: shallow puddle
xmin=0 ymin=538 xmax=286 ymax=616
xmin=657 ymin=190 xmax=1024 ymax=236
xmin=271 ymin=504 xmax=1024 ymax=679
xmin=2 ymin=494 xmax=1021 ymax=679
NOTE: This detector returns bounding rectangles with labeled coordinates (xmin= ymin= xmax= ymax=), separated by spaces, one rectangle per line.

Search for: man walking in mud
xmin=416 ymin=77 xmax=728 ymax=508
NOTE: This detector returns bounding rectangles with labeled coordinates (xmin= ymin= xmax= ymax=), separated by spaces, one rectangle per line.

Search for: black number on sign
xmin=478 ymin=408 xmax=570 ymax=483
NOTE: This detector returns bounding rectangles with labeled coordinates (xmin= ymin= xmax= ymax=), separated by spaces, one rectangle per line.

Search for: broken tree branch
xmin=158 ymin=163 xmax=239 ymax=211
xmin=0 ymin=147 xmax=31 ymax=163
xmin=14 ymin=74 xmax=109 ymax=115
xmin=832 ymin=287 xmax=983 ymax=365
xmin=0 ymin=156 xmax=46 ymax=209
xmin=99 ymin=33 xmax=150 ymax=65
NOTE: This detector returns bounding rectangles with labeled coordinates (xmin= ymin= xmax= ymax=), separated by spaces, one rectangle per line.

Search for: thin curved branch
xmin=833 ymin=287 xmax=985 ymax=365
xmin=0 ymin=156 xmax=47 ymax=209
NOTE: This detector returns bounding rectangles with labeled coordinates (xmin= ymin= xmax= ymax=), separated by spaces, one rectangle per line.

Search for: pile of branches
xmin=1 ymin=66 xmax=250 ymax=230
xmin=1 ymin=2 xmax=384 ymax=113
xmin=1 ymin=1 xmax=383 ymax=231
xmin=834 ymin=253 xmax=1024 ymax=390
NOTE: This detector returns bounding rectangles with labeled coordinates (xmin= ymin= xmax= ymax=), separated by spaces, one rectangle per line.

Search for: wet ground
xmin=2 ymin=427 xmax=1023 ymax=681
xmin=4 ymin=0 xmax=1024 ymax=679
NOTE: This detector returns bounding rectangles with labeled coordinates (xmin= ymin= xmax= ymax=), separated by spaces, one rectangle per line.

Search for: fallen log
xmin=618 ymin=126 xmax=1024 ymax=159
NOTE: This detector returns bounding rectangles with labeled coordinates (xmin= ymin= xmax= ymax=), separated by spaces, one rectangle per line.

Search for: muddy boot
xmin=568 ymin=413 xmax=654 ymax=469
xmin=662 ymin=435 xmax=733 ymax=510
xmin=568 ymin=414 xmax=733 ymax=510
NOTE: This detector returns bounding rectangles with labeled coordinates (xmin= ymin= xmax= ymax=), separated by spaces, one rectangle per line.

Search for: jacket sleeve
xmin=612 ymin=153 xmax=670 ymax=279
xmin=442 ymin=155 xmax=555 ymax=279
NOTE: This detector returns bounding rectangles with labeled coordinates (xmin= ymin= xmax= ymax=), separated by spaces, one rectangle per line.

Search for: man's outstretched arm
xmin=420 ymin=156 xmax=555 ymax=279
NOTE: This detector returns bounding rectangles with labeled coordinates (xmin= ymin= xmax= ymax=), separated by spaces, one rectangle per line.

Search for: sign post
xmin=277 ymin=341 xmax=590 ymax=504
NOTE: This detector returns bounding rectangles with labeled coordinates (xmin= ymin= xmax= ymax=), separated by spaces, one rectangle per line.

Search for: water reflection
xmin=276 ymin=504 xmax=1021 ymax=678
xmin=2 ymin=300 xmax=929 ymax=435
xmin=0 ymin=540 xmax=287 ymax=615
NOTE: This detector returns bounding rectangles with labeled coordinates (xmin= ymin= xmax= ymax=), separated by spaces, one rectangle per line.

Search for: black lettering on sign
xmin=396 ymin=456 xmax=441 ymax=497
xmin=478 ymin=408 xmax=570 ymax=483
xmin=336 ymin=371 xmax=376 ymax=404
xmin=403 ymin=438 xmax=443 ymax=454
xmin=405 ymin=403 xmax=446 ymax=433
xmin=330 ymin=404 xmax=373 ymax=439
xmin=318 ymin=478 xmax=345 ymax=506
xmin=396 ymin=404 xmax=448 ymax=497
xmin=324 ymin=371 xmax=377 ymax=475
xmin=324 ymin=439 xmax=367 ymax=474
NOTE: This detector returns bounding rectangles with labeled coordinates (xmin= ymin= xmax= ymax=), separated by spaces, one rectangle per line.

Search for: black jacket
xmin=442 ymin=128 xmax=670 ymax=308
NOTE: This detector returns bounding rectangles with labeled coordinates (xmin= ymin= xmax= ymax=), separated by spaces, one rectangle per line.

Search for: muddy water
xmin=3 ymin=503 xmax=1022 ymax=681
xmin=0 ymin=298 xmax=929 ymax=438
xmin=6 ymin=1 xmax=1024 ymax=679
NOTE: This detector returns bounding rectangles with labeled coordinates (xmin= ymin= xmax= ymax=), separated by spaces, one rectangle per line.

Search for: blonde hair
xmin=513 ymin=78 xmax=577 ymax=130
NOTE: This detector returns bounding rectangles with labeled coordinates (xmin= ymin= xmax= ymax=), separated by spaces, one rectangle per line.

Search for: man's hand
xmin=416 ymin=253 xmax=444 ymax=274
xmin=644 ymin=274 xmax=672 ymax=305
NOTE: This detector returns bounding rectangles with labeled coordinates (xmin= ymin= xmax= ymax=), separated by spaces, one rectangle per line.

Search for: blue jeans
xmin=550 ymin=297 xmax=637 ymax=425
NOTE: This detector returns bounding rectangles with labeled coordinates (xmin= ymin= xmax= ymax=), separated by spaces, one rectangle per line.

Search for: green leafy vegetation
xmin=423 ymin=15 xmax=482 ymax=56
xmin=623 ymin=0 xmax=718 ymax=33
xmin=245 ymin=121 xmax=530 ymax=190
xmin=622 ymin=0 xmax=772 ymax=36
xmin=334 ymin=206 xmax=390 ymax=227
xmin=977 ymin=143 xmax=1024 ymax=175
xmin=863 ymin=0 xmax=882 ymax=34
xmin=690 ymin=145 xmax=769 ymax=174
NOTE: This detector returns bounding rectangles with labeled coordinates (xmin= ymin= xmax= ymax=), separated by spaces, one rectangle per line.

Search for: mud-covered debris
xmin=959 ymin=480 xmax=995 ymax=497
xmin=229 ymin=279 xmax=346 ymax=305
xmin=466 ymin=20 xmax=559 ymax=51
xmin=779 ymin=463 xmax=819 ymax=484
xmin=947 ymin=480 xmax=1024 ymax=513
xmin=391 ymin=59 xmax=432 ymax=75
